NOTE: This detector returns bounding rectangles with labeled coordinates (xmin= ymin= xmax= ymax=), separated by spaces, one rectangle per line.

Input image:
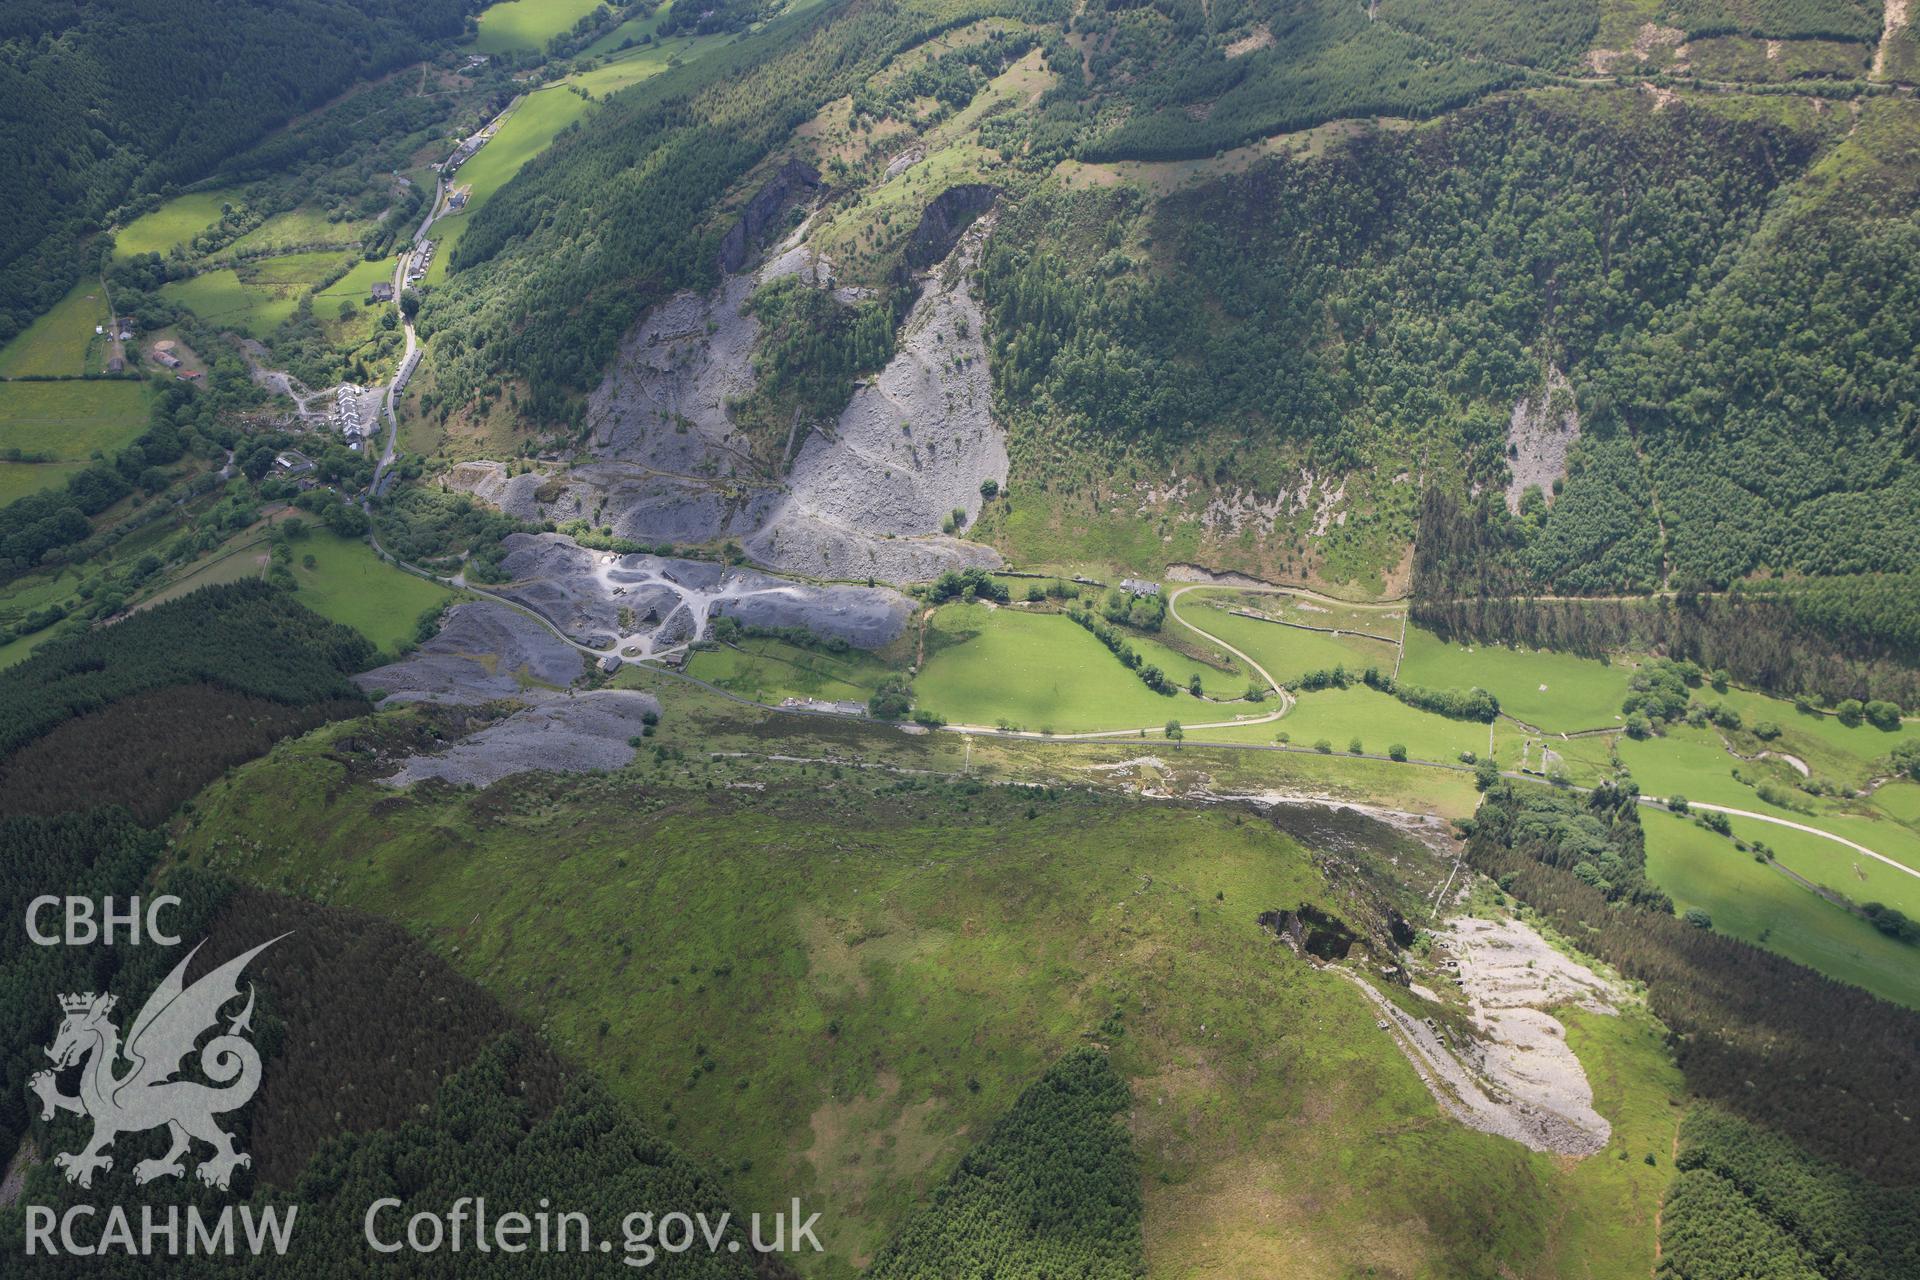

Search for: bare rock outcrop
xmin=1505 ymin=365 xmax=1580 ymax=513
xmin=745 ymin=212 xmax=1007 ymax=580
xmin=717 ymin=160 xmax=823 ymax=274
xmin=902 ymin=183 xmax=997 ymax=272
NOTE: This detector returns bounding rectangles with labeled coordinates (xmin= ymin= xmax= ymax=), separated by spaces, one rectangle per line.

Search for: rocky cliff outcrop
xmin=716 ymin=159 xmax=823 ymax=274
xmin=901 ymin=183 xmax=998 ymax=273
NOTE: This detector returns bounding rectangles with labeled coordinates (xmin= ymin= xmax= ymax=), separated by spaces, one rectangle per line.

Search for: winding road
xmin=1676 ymin=801 xmax=1920 ymax=883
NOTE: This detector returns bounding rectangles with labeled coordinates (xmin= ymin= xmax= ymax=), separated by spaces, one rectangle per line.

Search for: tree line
xmin=1414 ymin=499 xmax=1920 ymax=711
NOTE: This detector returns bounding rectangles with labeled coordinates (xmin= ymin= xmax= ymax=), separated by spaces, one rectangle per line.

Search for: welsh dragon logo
xmin=28 ymin=936 xmax=283 ymax=1190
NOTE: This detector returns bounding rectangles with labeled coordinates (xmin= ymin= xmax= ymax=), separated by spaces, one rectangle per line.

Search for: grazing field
xmin=583 ymin=3 xmax=674 ymax=54
xmin=288 ymin=531 xmax=457 ymax=654
xmin=1714 ymin=685 xmax=1914 ymax=775
xmin=243 ymin=249 xmax=357 ymax=287
xmin=1399 ymin=626 xmax=1633 ymax=732
xmin=571 ymin=36 xmax=714 ymax=95
xmin=313 ymin=255 xmax=402 ymax=354
xmin=1621 ymin=727 xmax=1836 ymax=818
xmin=0 ymin=460 xmax=87 ymax=505
xmin=471 ymin=0 xmax=603 ymax=53
xmin=114 ymin=189 xmax=237 ymax=259
xmin=138 ymin=543 xmax=273 ymax=610
xmin=915 ymin=603 xmax=1225 ymax=731
xmin=157 ymin=250 xmax=352 ymax=336
xmin=1181 ymin=597 xmax=1400 ymax=684
xmin=1272 ymin=684 xmax=1488 ymax=763
xmin=1877 ymin=782 xmax=1920 ymax=825
xmin=159 ymin=269 xmax=298 ymax=337
xmin=686 ymin=636 xmax=893 ymax=705
xmin=0 ymin=627 xmax=62 ymax=670
xmin=431 ymin=30 xmax=732 ymax=285
xmin=0 ymin=379 xmax=148 ymax=461
xmin=315 ymin=255 xmax=397 ymax=304
xmin=0 ymin=279 xmax=111 ymax=376
xmin=1738 ymin=816 xmax=1920 ymax=919
xmin=1641 ymin=814 xmax=1920 ymax=1010
xmin=226 ymin=207 xmax=373 ymax=255
xmin=178 ymin=740 xmax=1679 ymax=1279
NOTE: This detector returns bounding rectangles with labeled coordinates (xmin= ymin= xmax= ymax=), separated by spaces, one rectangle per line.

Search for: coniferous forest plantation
xmin=2 ymin=0 xmax=1918 ymax=1276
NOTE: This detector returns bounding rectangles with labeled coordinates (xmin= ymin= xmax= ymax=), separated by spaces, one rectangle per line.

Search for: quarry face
xmin=454 ymin=180 xmax=1007 ymax=611
xmin=433 ymin=180 xmax=1013 ymax=672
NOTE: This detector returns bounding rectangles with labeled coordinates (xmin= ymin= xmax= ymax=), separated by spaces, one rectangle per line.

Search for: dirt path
xmin=1874 ymin=0 xmax=1910 ymax=81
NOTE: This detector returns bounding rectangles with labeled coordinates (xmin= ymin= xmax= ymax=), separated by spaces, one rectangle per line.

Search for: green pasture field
xmin=686 ymin=636 xmax=893 ymax=705
xmin=288 ymin=531 xmax=456 ymax=654
xmin=571 ymin=34 xmax=719 ymax=95
xmin=1876 ymin=781 xmax=1920 ymax=825
xmin=136 ymin=541 xmax=274 ymax=611
xmin=1738 ymin=816 xmax=1920 ymax=919
xmin=431 ymin=29 xmax=732 ymax=285
xmin=177 ymin=728 xmax=1679 ymax=1279
xmin=1714 ymin=685 xmax=1913 ymax=779
xmin=1399 ymin=626 xmax=1633 ymax=733
xmin=315 ymin=256 xmax=397 ymax=304
xmin=226 ymin=207 xmax=372 ymax=256
xmin=242 ymin=249 xmax=358 ymax=287
xmin=0 ymin=279 xmax=111 ymax=377
xmin=0 ymin=459 xmax=88 ymax=505
xmin=158 ymin=250 xmax=353 ymax=336
xmin=1268 ymin=684 xmax=1489 ymax=763
xmin=0 ymin=628 xmax=62 ymax=670
xmin=1642 ymin=813 xmax=1920 ymax=1010
xmin=1620 ymin=725 xmax=1843 ymax=819
xmin=584 ymin=2 xmax=674 ymax=54
xmin=1187 ymin=588 xmax=1403 ymax=638
xmin=472 ymin=0 xmax=603 ymax=53
xmin=158 ymin=270 xmax=298 ymax=338
xmin=914 ymin=602 xmax=1222 ymax=731
xmin=311 ymin=256 xmax=401 ymax=355
xmin=1180 ymin=597 xmax=1399 ymax=684
xmin=114 ymin=189 xmax=238 ymax=259
xmin=1493 ymin=723 xmax=1615 ymax=784
xmin=0 ymin=380 xmax=149 ymax=469
xmin=986 ymin=487 xmax=1208 ymax=576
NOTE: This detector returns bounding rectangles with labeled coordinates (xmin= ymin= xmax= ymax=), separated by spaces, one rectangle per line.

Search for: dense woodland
xmin=1469 ymin=784 xmax=1920 ymax=1186
xmin=1661 ymin=0 xmax=1883 ymax=41
xmin=0 ymin=808 xmax=162 ymax=1156
xmin=1072 ymin=0 xmax=1517 ymax=162
xmin=0 ymin=580 xmax=371 ymax=758
xmin=0 ymin=0 xmax=480 ymax=343
xmin=1375 ymin=0 xmax=1599 ymax=68
xmin=868 ymin=1048 xmax=1143 ymax=1278
xmin=984 ymin=93 xmax=1818 ymax=501
xmin=1660 ymin=1107 xmax=1920 ymax=1280
xmin=0 ymin=684 xmax=362 ymax=825
xmin=1415 ymin=500 xmax=1920 ymax=709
